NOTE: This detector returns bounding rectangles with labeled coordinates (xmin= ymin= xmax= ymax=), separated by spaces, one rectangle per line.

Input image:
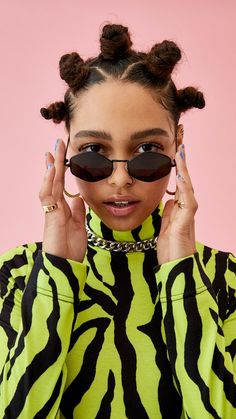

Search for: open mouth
xmin=106 ymin=201 xmax=137 ymax=207
xmin=103 ymin=196 xmax=140 ymax=216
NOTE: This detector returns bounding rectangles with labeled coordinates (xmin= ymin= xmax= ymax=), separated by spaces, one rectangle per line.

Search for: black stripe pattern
xmin=0 ymin=209 xmax=236 ymax=418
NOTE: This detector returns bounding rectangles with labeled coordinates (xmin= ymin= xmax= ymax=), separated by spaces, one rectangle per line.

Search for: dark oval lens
xmin=70 ymin=152 xmax=112 ymax=182
xmin=128 ymin=152 xmax=172 ymax=182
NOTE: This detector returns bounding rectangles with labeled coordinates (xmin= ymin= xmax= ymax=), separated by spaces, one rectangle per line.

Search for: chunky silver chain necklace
xmin=86 ymin=224 xmax=158 ymax=252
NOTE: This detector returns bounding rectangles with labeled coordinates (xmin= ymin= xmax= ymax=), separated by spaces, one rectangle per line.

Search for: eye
xmin=79 ymin=143 xmax=102 ymax=153
xmin=137 ymin=143 xmax=163 ymax=153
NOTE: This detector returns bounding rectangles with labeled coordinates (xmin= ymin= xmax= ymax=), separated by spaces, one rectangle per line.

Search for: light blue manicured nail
xmin=55 ymin=139 xmax=60 ymax=152
xmin=48 ymin=162 xmax=54 ymax=169
xmin=180 ymin=149 xmax=185 ymax=160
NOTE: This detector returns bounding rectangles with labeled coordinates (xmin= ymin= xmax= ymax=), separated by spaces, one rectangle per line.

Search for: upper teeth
xmin=114 ymin=201 xmax=129 ymax=206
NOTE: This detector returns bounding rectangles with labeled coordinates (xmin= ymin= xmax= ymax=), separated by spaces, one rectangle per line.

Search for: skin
xmin=40 ymin=80 xmax=198 ymax=264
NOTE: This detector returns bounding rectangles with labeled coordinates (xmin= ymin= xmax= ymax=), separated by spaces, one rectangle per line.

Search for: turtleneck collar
xmin=86 ymin=202 xmax=163 ymax=243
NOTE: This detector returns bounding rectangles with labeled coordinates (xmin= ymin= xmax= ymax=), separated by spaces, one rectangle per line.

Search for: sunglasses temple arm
xmin=174 ymin=133 xmax=178 ymax=174
xmin=64 ymin=136 xmax=70 ymax=166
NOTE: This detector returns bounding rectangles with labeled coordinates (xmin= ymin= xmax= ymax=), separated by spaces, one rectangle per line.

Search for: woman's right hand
xmin=39 ymin=139 xmax=87 ymax=262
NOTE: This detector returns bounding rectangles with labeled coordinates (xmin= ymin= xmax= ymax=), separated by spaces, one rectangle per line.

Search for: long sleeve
xmin=0 ymin=243 xmax=87 ymax=418
xmin=154 ymin=248 xmax=236 ymax=419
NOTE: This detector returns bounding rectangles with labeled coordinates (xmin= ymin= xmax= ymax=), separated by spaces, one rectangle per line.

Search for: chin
xmin=101 ymin=214 xmax=146 ymax=231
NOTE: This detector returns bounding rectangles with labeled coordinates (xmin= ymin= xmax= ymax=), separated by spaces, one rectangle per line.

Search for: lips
xmin=103 ymin=196 xmax=140 ymax=216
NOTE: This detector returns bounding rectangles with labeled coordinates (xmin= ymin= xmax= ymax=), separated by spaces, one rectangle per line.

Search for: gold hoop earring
xmin=63 ymin=166 xmax=81 ymax=198
xmin=166 ymin=189 xmax=176 ymax=196
xmin=64 ymin=188 xmax=81 ymax=198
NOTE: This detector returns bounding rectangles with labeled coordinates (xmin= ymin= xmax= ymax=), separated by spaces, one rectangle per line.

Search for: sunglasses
xmin=64 ymin=138 xmax=176 ymax=183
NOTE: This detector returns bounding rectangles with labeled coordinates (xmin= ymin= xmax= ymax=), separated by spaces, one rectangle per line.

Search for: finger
xmin=45 ymin=151 xmax=54 ymax=169
xmin=176 ymin=174 xmax=198 ymax=215
xmin=174 ymin=185 xmax=179 ymax=203
xmin=175 ymin=144 xmax=194 ymax=192
xmin=52 ymin=139 xmax=67 ymax=200
xmin=39 ymin=153 xmax=56 ymax=205
xmin=175 ymin=145 xmax=198 ymax=213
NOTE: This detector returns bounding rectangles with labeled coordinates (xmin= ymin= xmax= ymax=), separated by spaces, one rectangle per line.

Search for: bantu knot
xmin=100 ymin=24 xmax=133 ymax=60
xmin=40 ymin=101 xmax=67 ymax=124
xmin=177 ymin=87 xmax=205 ymax=112
xmin=59 ymin=52 xmax=90 ymax=94
xmin=146 ymin=40 xmax=182 ymax=82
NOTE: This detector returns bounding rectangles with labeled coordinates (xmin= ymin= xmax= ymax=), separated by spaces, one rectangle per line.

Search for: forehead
xmin=70 ymin=81 xmax=174 ymax=137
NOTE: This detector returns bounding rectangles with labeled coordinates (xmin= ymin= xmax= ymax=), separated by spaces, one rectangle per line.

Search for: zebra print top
xmin=0 ymin=205 xmax=236 ymax=418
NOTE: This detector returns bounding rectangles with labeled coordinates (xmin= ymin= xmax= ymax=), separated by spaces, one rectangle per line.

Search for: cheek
xmin=161 ymin=175 xmax=171 ymax=190
xmin=147 ymin=176 xmax=170 ymax=206
xmin=148 ymin=176 xmax=170 ymax=197
xmin=75 ymin=179 xmax=87 ymax=195
xmin=74 ymin=179 xmax=98 ymax=203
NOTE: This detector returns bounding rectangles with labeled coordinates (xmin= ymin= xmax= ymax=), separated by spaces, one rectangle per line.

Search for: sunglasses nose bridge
xmin=108 ymin=159 xmax=132 ymax=183
xmin=112 ymin=159 xmax=128 ymax=170
xmin=112 ymin=159 xmax=130 ymax=174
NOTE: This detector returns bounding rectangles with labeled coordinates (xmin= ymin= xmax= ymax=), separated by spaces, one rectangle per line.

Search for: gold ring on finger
xmin=177 ymin=201 xmax=185 ymax=209
xmin=42 ymin=203 xmax=58 ymax=213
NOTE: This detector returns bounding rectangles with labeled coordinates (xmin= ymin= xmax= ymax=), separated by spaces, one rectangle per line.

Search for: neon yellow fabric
xmin=0 ymin=207 xmax=235 ymax=418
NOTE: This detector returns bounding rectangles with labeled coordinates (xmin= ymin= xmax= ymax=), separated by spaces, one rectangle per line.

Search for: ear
xmin=176 ymin=124 xmax=184 ymax=146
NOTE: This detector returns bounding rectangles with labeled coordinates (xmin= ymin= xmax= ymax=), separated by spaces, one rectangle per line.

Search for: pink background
xmin=0 ymin=0 xmax=235 ymax=254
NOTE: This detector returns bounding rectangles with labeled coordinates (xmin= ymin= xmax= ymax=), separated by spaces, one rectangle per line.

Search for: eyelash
xmin=79 ymin=142 xmax=164 ymax=154
xmin=79 ymin=143 xmax=102 ymax=153
xmin=137 ymin=143 xmax=164 ymax=153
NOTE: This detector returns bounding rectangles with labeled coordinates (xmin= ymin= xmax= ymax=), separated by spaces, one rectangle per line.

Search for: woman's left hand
xmin=157 ymin=144 xmax=198 ymax=265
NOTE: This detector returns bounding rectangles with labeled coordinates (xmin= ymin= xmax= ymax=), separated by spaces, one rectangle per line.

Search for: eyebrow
xmin=131 ymin=128 xmax=170 ymax=140
xmin=74 ymin=128 xmax=170 ymax=141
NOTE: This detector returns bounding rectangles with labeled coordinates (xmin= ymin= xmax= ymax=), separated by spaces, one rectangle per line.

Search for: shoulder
xmin=0 ymin=243 xmax=43 ymax=334
xmin=196 ymin=241 xmax=236 ymax=272
xmin=0 ymin=242 xmax=42 ymax=283
xmin=196 ymin=241 xmax=236 ymax=319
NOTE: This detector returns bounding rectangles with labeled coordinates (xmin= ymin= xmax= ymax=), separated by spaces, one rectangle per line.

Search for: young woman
xmin=0 ymin=24 xmax=235 ymax=418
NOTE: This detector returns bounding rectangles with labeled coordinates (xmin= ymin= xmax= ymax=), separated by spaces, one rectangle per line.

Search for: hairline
xmin=66 ymin=74 xmax=178 ymax=135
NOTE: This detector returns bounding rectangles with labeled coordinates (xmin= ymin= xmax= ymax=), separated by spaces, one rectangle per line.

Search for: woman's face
xmin=69 ymin=80 xmax=181 ymax=231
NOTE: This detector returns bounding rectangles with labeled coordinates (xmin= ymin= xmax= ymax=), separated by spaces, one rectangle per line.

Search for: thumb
xmin=159 ymin=199 xmax=175 ymax=235
xmin=70 ymin=196 xmax=86 ymax=226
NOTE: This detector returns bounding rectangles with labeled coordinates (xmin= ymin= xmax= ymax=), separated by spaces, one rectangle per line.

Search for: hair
xmin=40 ymin=23 xmax=205 ymax=131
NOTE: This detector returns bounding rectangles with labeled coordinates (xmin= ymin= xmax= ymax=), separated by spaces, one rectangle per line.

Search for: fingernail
xmin=48 ymin=162 xmax=54 ymax=169
xmin=55 ymin=139 xmax=60 ymax=152
xmin=177 ymin=172 xmax=185 ymax=181
xmin=180 ymin=145 xmax=185 ymax=160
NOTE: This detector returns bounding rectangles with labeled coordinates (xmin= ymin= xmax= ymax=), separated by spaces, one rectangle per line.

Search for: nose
xmin=107 ymin=161 xmax=133 ymax=187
